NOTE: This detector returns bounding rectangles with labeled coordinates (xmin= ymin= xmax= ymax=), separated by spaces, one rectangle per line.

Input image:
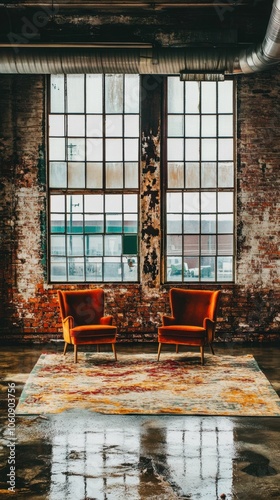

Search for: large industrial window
xmin=48 ymin=74 xmax=140 ymax=283
xmin=165 ymin=77 xmax=235 ymax=282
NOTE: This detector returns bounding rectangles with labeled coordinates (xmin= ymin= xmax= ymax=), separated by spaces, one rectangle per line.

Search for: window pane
xmin=49 ymin=162 xmax=67 ymax=188
xmin=201 ymin=115 xmax=216 ymax=137
xmin=85 ymin=214 xmax=104 ymax=234
xmin=201 ymin=214 xmax=216 ymax=233
xmin=168 ymin=77 xmax=184 ymax=113
xmin=124 ymin=115 xmax=139 ymax=137
xmin=86 ymin=257 xmax=102 ymax=281
xmin=125 ymin=74 xmax=140 ymax=113
xmin=50 ymin=75 xmax=64 ymax=113
xmin=68 ymin=163 xmax=85 ymax=188
xmin=218 ymin=162 xmax=234 ymax=187
xmin=185 ymin=115 xmax=200 ymax=137
xmin=218 ymin=115 xmax=233 ymax=137
xmin=185 ymin=163 xmax=199 ymax=188
xmin=201 ymin=139 xmax=216 ymax=161
xmin=87 ymin=138 xmax=103 ymax=161
xmin=218 ymin=192 xmax=233 ymax=212
xmin=168 ymin=115 xmax=184 ymax=137
xmin=104 ymin=257 xmax=122 ymax=281
xmin=184 ymin=214 xmax=199 ymax=234
xmin=51 ymin=213 xmax=65 ymax=233
xmin=166 ymin=235 xmax=182 ymax=254
xmin=67 ymin=213 xmax=83 ymax=234
xmin=125 ymin=138 xmax=139 ymax=161
xmin=218 ymin=234 xmax=233 ymax=255
xmin=185 ymin=139 xmax=199 ymax=161
xmin=49 ymin=138 xmax=65 ymax=161
xmin=201 ymin=82 xmax=216 ymax=113
xmin=167 ymin=192 xmax=182 ymax=212
xmin=201 ymin=192 xmax=216 ymax=213
xmin=51 ymin=195 xmax=65 ymax=212
xmin=106 ymin=138 xmax=122 ymax=162
xmin=68 ymin=115 xmax=85 ymax=136
xmin=167 ymin=214 xmax=182 ymax=233
xmin=86 ymin=163 xmax=103 ymax=188
xmin=201 ymin=235 xmax=216 ymax=255
xmin=104 ymin=235 xmax=122 ymax=255
xmin=86 ymin=74 xmax=102 ymax=113
xmin=184 ymin=192 xmax=199 ymax=212
xmin=218 ymin=80 xmax=233 ymax=113
xmin=124 ymin=163 xmax=138 ymax=188
xmin=124 ymin=194 xmax=138 ymax=212
xmin=106 ymin=215 xmax=122 ymax=234
xmin=218 ymin=138 xmax=233 ymax=161
xmin=67 ymin=138 xmax=85 ymax=161
xmin=49 ymin=115 xmax=64 ymax=136
xmin=84 ymin=194 xmax=103 ymax=213
xmin=105 ymin=194 xmax=122 ymax=212
xmin=218 ymin=214 xmax=233 ymax=233
xmin=68 ymin=258 xmax=84 ymax=281
xmin=106 ymin=163 xmax=123 ymax=188
xmin=168 ymin=138 xmax=184 ymax=161
xmin=67 ymin=75 xmax=84 ymax=113
xmin=51 ymin=257 xmax=66 ymax=281
xmin=51 ymin=235 xmax=65 ymax=255
xmin=201 ymin=163 xmax=216 ymax=188
xmin=106 ymin=115 xmax=122 ymax=137
xmin=87 ymin=115 xmax=103 ymax=137
xmin=105 ymin=74 xmax=123 ymax=113
xmin=184 ymin=235 xmax=199 ymax=255
xmin=201 ymin=256 xmax=215 ymax=280
xmin=217 ymin=256 xmax=233 ymax=280
xmin=185 ymin=82 xmax=200 ymax=113
xmin=168 ymin=162 xmax=184 ymax=189
xmin=67 ymin=235 xmax=84 ymax=256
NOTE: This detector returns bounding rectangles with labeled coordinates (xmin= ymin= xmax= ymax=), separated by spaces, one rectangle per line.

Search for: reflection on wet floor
xmin=0 ymin=343 xmax=280 ymax=499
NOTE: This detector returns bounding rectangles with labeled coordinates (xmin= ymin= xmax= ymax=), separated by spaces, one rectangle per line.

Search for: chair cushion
xmin=70 ymin=324 xmax=117 ymax=340
xmin=158 ymin=325 xmax=206 ymax=344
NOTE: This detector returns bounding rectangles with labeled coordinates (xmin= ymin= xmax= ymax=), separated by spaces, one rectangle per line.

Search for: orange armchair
xmin=57 ymin=289 xmax=117 ymax=363
xmin=158 ymin=288 xmax=221 ymax=365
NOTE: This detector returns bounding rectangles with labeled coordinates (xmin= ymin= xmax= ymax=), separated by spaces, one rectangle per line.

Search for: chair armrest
xmin=100 ymin=315 xmax=113 ymax=325
xmin=62 ymin=315 xmax=74 ymax=329
xmin=61 ymin=315 xmax=74 ymax=343
xmin=203 ymin=317 xmax=216 ymax=342
xmin=162 ymin=315 xmax=176 ymax=326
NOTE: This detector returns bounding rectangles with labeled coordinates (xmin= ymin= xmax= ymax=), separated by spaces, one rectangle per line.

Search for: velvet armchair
xmin=158 ymin=288 xmax=221 ymax=365
xmin=57 ymin=289 xmax=117 ymax=363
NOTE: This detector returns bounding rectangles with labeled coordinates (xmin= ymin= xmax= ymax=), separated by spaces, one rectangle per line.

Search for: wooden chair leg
xmin=200 ymin=346 xmax=204 ymax=365
xmin=176 ymin=344 xmax=179 ymax=354
xmin=157 ymin=343 xmax=162 ymax=361
xmin=74 ymin=345 xmax=78 ymax=364
xmin=112 ymin=344 xmax=117 ymax=361
xmin=63 ymin=342 xmax=68 ymax=355
xmin=209 ymin=343 xmax=215 ymax=355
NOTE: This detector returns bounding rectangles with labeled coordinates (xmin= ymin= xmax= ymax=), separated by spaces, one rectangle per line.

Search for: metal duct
xmin=0 ymin=0 xmax=279 ymax=75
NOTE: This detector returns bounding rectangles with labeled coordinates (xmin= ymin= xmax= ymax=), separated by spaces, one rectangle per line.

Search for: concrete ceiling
xmin=0 ymin=0 xmax=273 ymax=49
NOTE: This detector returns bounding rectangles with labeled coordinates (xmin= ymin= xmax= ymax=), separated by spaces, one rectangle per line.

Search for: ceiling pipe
xmin=0 ymin=0 xmax=279 ymax=75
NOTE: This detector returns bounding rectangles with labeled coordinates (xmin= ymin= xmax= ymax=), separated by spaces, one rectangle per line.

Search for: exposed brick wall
xmin=0 ymin=72 xmax=279 ymax=344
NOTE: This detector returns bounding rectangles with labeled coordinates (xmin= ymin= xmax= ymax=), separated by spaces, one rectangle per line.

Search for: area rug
xmin=15 ymin=352 xmax=280 ymax=416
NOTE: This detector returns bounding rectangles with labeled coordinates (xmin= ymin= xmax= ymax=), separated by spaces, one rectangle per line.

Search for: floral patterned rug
xmin=16 ymin=352 xmax=280 ymax=416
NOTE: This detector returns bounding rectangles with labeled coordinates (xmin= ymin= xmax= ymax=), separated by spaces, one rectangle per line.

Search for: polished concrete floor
xmin=0 ymin=342 xmax=280 ymax=500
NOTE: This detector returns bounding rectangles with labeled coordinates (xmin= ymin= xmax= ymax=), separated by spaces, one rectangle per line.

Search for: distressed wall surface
xmin=0 ymin=71 xmax=279 ymax=344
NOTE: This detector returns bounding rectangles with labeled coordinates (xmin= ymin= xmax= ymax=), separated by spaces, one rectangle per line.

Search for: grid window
xmin=49 ymin=74 xmax=140 ymax=283
xmin=166 ymin=78 xmax=235 ymax=282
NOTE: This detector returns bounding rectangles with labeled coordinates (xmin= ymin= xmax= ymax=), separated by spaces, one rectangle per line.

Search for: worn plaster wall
xmin=0 ymin=71 xmax=279 ymax=343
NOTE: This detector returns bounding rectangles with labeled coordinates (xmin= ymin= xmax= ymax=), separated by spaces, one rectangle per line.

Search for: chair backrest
xmin=170 ymin=288 xmax=221 ymax=326
xmin=57 ymin=289 xmax=104 ymax=326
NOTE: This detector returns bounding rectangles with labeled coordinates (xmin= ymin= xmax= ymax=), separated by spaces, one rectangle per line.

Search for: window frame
xmin=162 ymin=76 xmax=236 ymax=284
xmin=47 ymin=74 xmax=141 ymax=284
